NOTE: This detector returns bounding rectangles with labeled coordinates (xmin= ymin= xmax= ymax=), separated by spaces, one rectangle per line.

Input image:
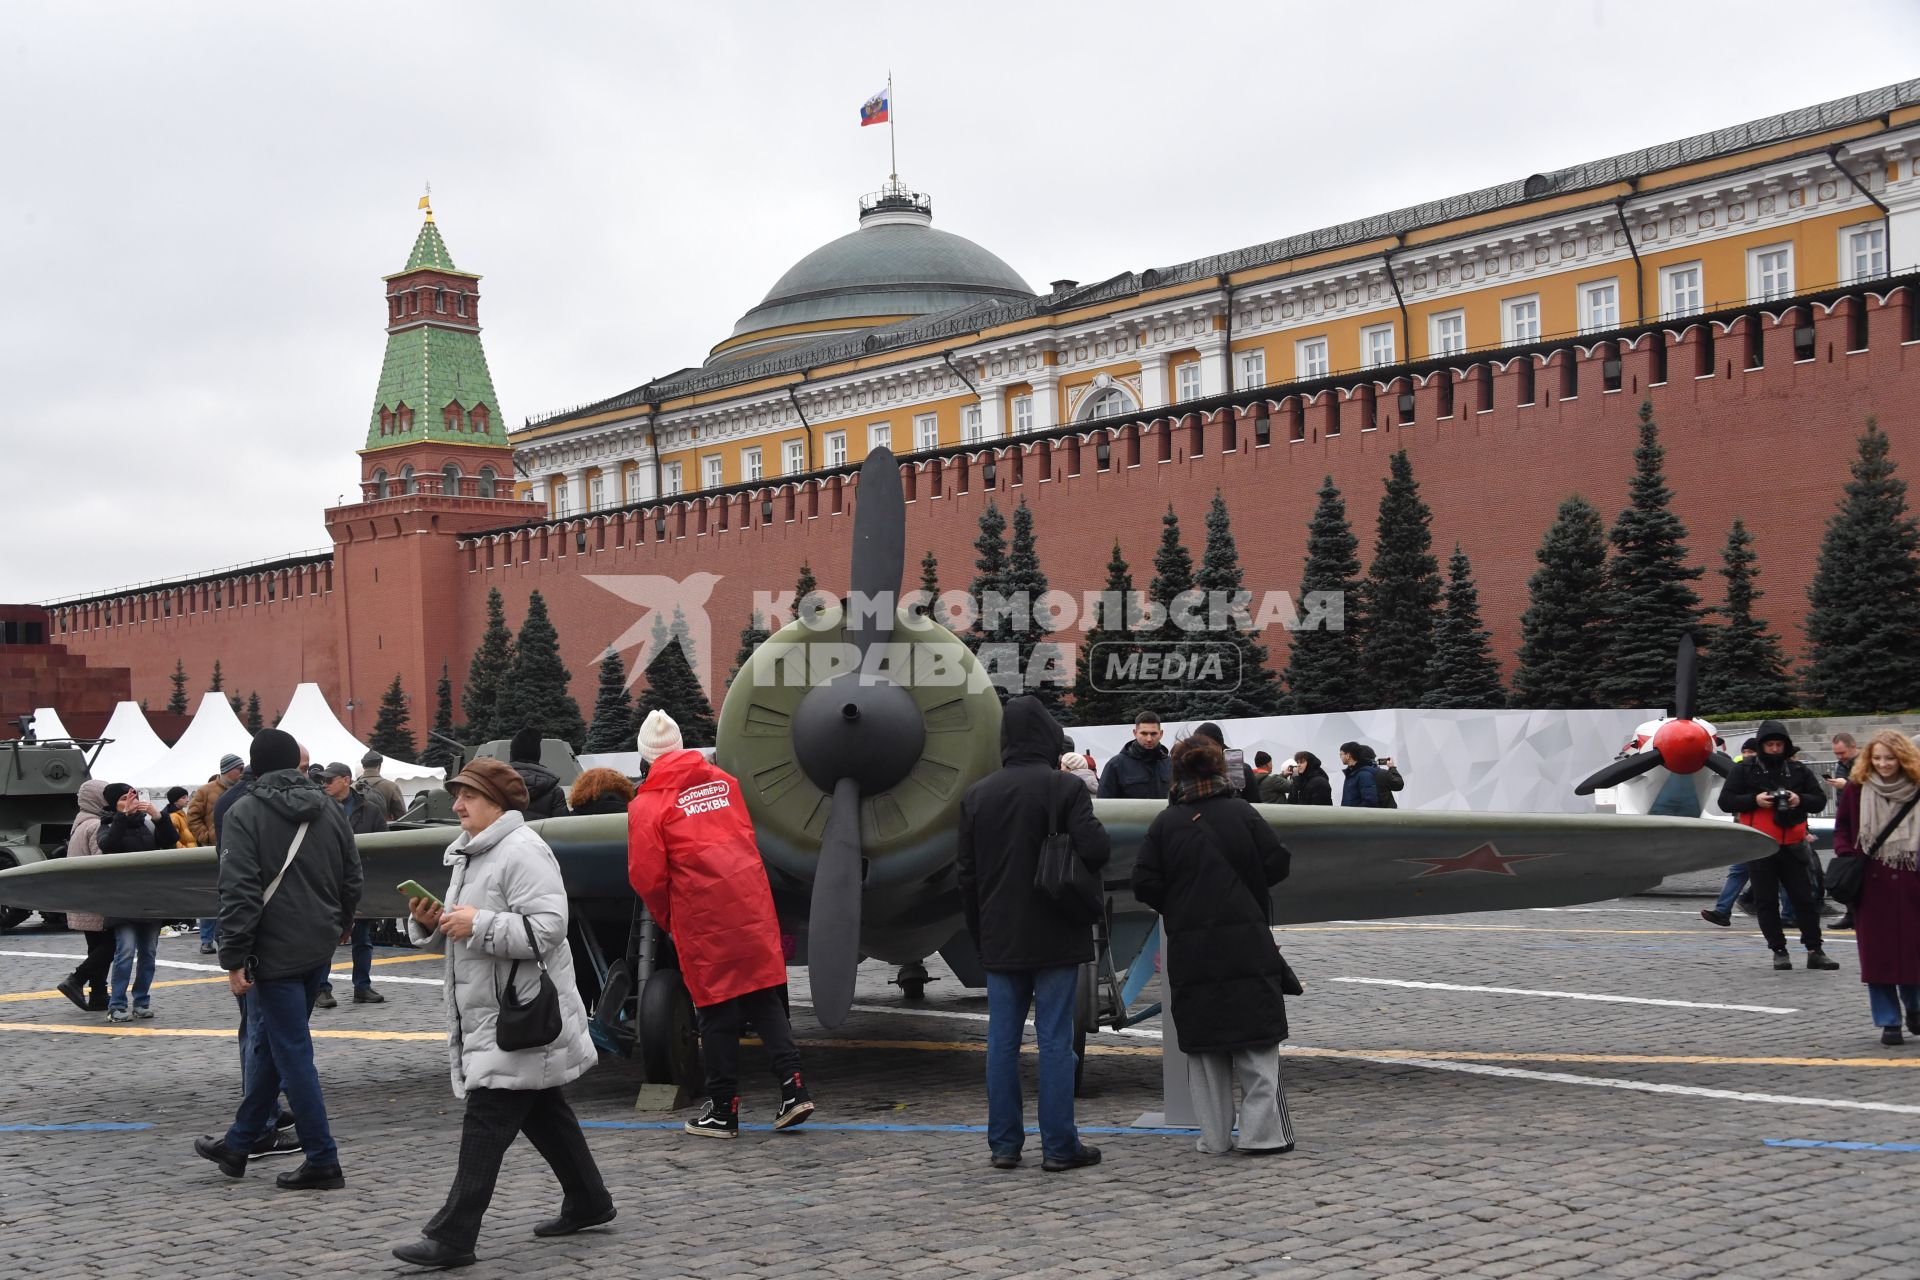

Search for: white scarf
xmin=1859 ymin=772 xmax=1920 ymax=871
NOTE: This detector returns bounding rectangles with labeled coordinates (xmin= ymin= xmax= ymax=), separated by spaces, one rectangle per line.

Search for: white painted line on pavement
xmin=1327 ymin=976 xmax=1796 ymax=1015
xmin=0 ymin=949 xmax=441 ymax=985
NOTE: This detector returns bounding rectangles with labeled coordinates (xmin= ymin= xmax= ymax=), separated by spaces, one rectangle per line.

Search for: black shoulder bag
xmin=1828 ymin=792 xmax=1920 ymax=909
xmin=495 ymin=916 xmax=564 ymax=1052
xmin=1034 ymin=774 xmax=1103 ymax=926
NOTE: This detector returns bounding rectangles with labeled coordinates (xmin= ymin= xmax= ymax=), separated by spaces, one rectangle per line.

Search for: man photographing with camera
xmin=1719 ymin=720 xmax=1838 ymax=972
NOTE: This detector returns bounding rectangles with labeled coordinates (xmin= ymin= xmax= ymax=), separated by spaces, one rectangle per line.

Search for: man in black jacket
xmin=958 ymin=696 xmax=1112 ymax=1173
xmin=196 ymin=729 xmax=362 ymax=1190
xmin=1096 ymin=712 xmax=1171 ymax=799
xmin=315 ymin=763 xmax=386 ymax=1008
xmin=1718 ymin=720 xmax=1838 ymax=971
xmin=509 ymin=728 xmax=571 ymax=819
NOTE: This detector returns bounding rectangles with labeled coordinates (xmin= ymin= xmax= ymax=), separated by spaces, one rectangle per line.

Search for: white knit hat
xmin=636 ymin=709 xmax=684 ymax=763
xmin=1061 ymin=752 xmax=1090 ymax=773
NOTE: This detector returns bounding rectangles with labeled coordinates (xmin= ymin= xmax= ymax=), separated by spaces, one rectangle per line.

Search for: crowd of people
xmin=1091 ymin=711 xmax=1404 ymax=810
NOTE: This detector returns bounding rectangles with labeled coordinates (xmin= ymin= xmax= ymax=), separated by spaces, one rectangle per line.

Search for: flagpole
xmin=888 ymin=70 xmax=897 ymax=184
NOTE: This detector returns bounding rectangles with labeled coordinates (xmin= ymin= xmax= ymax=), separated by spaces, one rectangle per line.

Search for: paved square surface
xmin=2 ymin=901 xmax=1915 ymax=1279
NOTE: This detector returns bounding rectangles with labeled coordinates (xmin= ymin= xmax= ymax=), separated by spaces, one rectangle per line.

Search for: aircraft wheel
xmin=637 ymin=968 xmax=701 ymax=1086
xmin=894 ymin=959 xmax=930 ymax=1001
xmin=0 ymin=847 xmax=29 ymax=932
xmin=1073 ymin=960 xmax=1097 ymax=1097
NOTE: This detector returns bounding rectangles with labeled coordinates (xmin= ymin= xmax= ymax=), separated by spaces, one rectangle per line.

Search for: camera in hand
xmin=1765 ymin=787 xmax=1798 ymax=810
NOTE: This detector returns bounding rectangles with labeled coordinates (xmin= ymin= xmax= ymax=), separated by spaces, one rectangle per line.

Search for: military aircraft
xmin=0 ymin=448 xmax=1776 ymax=1090
xmin=1572 ymin=635 xmax=1733 ymax=818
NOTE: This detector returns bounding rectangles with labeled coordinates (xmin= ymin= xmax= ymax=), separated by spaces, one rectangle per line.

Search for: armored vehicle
xmin=0 ymin=735 xmax=100 ymax=931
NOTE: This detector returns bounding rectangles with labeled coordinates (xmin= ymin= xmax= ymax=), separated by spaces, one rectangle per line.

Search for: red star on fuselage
xmin=1401 ymin=842 xmax=1549 ymax=878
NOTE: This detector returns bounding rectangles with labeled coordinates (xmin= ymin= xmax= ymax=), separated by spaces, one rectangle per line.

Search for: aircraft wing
xmin=0 ymin=813 xmax=635 ymax=922
xmin=1090 ymin=801 xmax=1778 ymax=923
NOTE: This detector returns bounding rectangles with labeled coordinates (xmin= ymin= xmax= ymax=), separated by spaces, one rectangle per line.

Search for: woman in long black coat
xmin=1132 ymin=736 xmax=1296 ymax=1156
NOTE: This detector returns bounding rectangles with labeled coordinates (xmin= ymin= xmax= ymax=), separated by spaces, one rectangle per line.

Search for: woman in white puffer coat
xmin=392 ymin=758 xmax=613 ymax=1271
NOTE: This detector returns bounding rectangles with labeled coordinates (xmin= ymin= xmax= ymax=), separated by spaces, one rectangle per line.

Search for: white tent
xmin=123 ymin=692 xmax=255 ymax=791
xmin=275 ymin=683 xmax=444 ymax=784
xmin=28 ymin=707 xmax=73 ymax=741
xmin=88 ymin=701 xmax=170 ymax=783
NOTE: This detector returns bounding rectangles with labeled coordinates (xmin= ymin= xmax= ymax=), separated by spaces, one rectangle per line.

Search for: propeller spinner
xmin=1573 ymin=634 xmax=1729 ymax=796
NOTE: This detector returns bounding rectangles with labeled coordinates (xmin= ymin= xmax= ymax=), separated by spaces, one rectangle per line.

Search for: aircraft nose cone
xmin=1651 ymin=719 xmax=1713 ymax=775
xmin=791 ymin=674 xmax=926 ymax=797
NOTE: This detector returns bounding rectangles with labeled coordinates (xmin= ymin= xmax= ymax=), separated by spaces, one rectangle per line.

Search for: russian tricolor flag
xmin=860 ymin=88 xmax=889 ymax=127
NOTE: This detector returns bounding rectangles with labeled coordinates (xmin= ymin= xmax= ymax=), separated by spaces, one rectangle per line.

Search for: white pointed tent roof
xmin=28 ymin=707 xmax=72 ymax=741
xmin=89 ymin=702 xmax=171 ymax=783
xmin=121 ymin=692 xmax=255 ymax=791
xmin=275 ymin=683 xmax=443 ymax=783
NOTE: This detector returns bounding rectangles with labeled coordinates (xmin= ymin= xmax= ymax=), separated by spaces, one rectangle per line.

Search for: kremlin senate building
xmin=19 ymin=80 xmax=1920 ymax=738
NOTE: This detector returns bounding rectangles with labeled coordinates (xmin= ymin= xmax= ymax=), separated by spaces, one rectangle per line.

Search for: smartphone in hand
xmin=396 ymin=879 xmax=442 ymax=907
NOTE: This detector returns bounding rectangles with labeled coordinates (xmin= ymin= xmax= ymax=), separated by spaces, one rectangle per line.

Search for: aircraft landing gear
xmin=593 ymin=902 xmax=703 ymax=1087
xmin=892 ymin=959 xmax=931 ymax=1001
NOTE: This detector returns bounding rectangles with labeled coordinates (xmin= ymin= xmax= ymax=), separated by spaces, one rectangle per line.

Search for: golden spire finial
xmin=418 ymin=181 xmax=433 ymax=222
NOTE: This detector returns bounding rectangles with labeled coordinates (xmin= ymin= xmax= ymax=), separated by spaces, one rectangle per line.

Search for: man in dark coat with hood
xmin=509 ymin=728 xmax=571 ymax=820
xmin=958 ymin=696 xmax=1111 ymax=1173
xmin=1719 ymin=720 xmax=1838 ymax=971
xmin=196 ymin=729 xmax=362 ymax=1190
xmin=1096 ymin=711 xmax=1172 ymax=799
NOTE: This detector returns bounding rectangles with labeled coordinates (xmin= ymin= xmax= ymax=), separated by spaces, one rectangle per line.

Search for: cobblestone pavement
xmin=2 ymin=901 xmax=1916 ymax=1279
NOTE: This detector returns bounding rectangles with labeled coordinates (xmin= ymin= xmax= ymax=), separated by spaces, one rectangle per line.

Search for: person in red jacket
xmin=627 ymin=709 xmax=816 ymax=1138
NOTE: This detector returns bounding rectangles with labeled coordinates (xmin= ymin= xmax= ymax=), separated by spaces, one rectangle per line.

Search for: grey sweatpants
xmin=1187 ymin=1042 xmax=1295 ymax=1154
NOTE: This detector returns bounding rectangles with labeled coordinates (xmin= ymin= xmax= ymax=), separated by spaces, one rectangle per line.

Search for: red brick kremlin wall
xmin=51 ymin=290 xmax=1920 ymax=738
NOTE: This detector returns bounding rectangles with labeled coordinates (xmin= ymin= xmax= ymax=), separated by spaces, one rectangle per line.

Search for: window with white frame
xmin=552 ymin=482 xmax=568 ymax=514
xmin=703 ymin=455 xmax=723 ymax=489
xmin=1238 ymin=349 xmax=1266 ymax=388
xmin=962 ymin=405 xmax=983 ymax=443
xmin=1361 ymin=323 xmax=1395 ymax=368
xmin=1175 ymin=360 xmax=1201 ymax=401
xmin=868 ymin=422 xmax=891 ymax=452
xmin=824 ymin=430 xmax=847 ymax=467
xmin=1295 ymin=337 xmax=1329 ymax=379
xmin=1747 ymin=245 xmax=1793 ymax=301
xmin=1660 ymin=262 xmax=1704 ymax=318
xmin=588 ymin=475 xmax=604 ymax=510
xmin=624 ymin=466 xmax=642 ymax=502
xmin=1578 ymin=280 xmax=1619 ymax=333
xmin=1843 ymin=223 xmax=1886 ymax=283
xmin=1012 ymin=395 xmax=1033 ymax=434
xmin=914 ymin=413 xmax=938 ymax=451
xmin=743 ymin=447 xmax=763 ymax=482
xmin=783 ymin=439 xmax=805 ymax=475
xmin=662 ymin=463 xmax=682 ymax=496
xmin=1502 ymin=295 xmax=1541 ymax=343
xmin=1430 ymin=310 xmax=1466 ymax=354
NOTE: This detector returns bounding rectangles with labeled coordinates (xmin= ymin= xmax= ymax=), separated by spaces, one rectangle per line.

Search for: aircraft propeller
xmin=1574 ymin=634 xmax=1730 ymax=795
xmin=788 ymin=447 xmax=921 ymax=1027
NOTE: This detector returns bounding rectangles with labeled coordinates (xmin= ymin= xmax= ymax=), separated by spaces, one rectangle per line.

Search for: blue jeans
xmin=1714 ymin=863 xmax=1796 ymax=924
xmin=985 ymin=966 xmax=1081 ymax=1163
xmin=225 ymin=966 xmax=337 ymax=1167
xmin=318 ymin=922 xmax=374 ymax=993
xmin=1868 ymin=983 xmax=1920 ymax=1029
xmin=198 ymin=917 xmax=218 ymax=947
xmin=108 ymin=923 xmax=159 ymax=1011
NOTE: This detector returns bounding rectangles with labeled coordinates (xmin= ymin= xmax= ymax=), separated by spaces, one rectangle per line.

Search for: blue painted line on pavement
xmin=0 ymin=1122 xmax=152 ymax=1133
xmin=1766 ymin=1138 xmax=1920 ymax=1152
xmin=583 ymin=1120 xmax=1194 ymax=1136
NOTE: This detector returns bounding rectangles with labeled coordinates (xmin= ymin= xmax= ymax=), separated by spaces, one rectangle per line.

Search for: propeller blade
xmin=848 ymin=447 xmax=905 ymax=662
xmin=806 ymin=776 xmax=864 ymax=1028
xmin=1702 ymin=751 xmax=1735 ymax=779
xmin=1674 ymin=633 xmax=1698 ymax=724
xmin=1574 ymin=749 xmax=1667 ymax=796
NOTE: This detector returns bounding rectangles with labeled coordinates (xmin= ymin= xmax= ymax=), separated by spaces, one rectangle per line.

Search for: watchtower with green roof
xmin=355 ymin=199 xmax=516 ymax=504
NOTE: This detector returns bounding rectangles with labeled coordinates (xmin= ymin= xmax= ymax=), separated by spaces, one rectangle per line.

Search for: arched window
xmin=435 ymin=290 xmax=447 ymax=314
xmin=379 ymin=407 xmax=393 ymax=436
xmin=396 ymin=403 xmax=413 ymax=433
xmin=373 ymin=468 xmax=389 ymax=499
xmin=1079 ymin=386 xmax=1137 ymax=422
xmin=469 ymin=404 xmax=490 ymax=434
xmin=478 ymin=466 xmax=497 ymax=498
xmin=442 ymin=463 xmax=462 ymax=496
xmin=400 ymin=464 xmax=416 ymax=495
xmin=444 ymin=401 xmax=464 ymax=433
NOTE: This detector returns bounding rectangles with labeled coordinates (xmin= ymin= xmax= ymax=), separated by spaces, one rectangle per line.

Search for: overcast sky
xmin=5 ymin=2 xmax=1917 ymax=602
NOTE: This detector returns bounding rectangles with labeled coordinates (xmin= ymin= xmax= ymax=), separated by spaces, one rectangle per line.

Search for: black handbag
xmin=495 ymin=915 xmax=564 ymax=1052
xmin=1829 ymin=792 xmax=1920 ymax=908
xmin=1035 ymin=776 xmax=1103 ymax=926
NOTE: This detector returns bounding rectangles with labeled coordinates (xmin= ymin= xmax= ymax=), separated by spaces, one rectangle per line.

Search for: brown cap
xmin=446 ymin=757 xmax=529 ymax=813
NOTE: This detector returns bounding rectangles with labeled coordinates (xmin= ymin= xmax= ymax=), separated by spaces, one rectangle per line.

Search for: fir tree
xmin=1421 ymin=546 xmax=1505 ymax=709
xmin=968 ymin=502 xmax=1013 ymax=691
xmin=585 ymin=648 xmax=636 ymax=752
xmin=420 ymin=662 xmax=459 ymax=771
xmin=1282 ymin=478 xmax=1364 ymax=714
xmin=635 ymin=613 xmax=717 ymax=747
xmin=1596 ymin=404 xmax=1703 ymax=709
xmin=1070 ymin=541 xmax=1144 ymax=727
xmin=493 ymin=590 xmax=587 ymax=749
xmin=229 ymin=692 xmax=243 ymax=716
xmin=793 ymin=562 xmax=820 ymax=622
xmin=368 ymin=673 xmax=418 ymax=761
xmin=913 ymin=550 xmax=940 ymax=619
xmin=1804 ymin=419 xmax=1920 ymax=710
xmin=1190 ymin=491 xmax=1283 ymax=717
xmin=167 ymin=659 xmax=189 ymax=716
xmin=1513 ymin=496 xmax=1610 ymax=708
xmin=1005 ymin=500 xmax=1068 ymax=716
xmin=462 ymin=587 xmax=514 ymax=743
xmin=1697 ymin=520 xmax=1792 ymax=713
xmin=728 ymin=611 xmax=772 ymax=686
xmin=243 ymin=692 xmax=263 ymax=735
xmin=210 ymin=660 xmax=225 ymax=692
xmin=1143 ymin=504 xmax=1200 ymax=719
xmin=1359 ymin=451 xmax=1443 ymax=708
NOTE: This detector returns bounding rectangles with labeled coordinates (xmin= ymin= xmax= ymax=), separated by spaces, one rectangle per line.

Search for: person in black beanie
xmin=509 ymin=728 xmax=570 ymax=820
